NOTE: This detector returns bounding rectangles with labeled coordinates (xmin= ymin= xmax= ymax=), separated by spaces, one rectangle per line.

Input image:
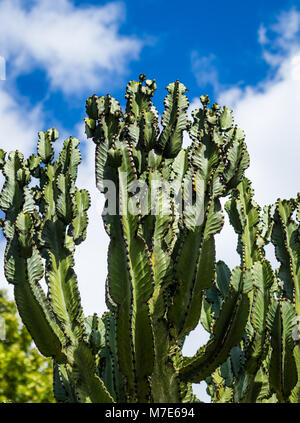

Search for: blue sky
xmin=5 ymin=0 xmax=299 ymax=129
xmin=1 ymin=0 xmax=300 ymax=402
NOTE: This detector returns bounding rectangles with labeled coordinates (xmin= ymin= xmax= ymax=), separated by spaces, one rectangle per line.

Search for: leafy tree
xmin=0 ymin=289 xmax=55 ymax=403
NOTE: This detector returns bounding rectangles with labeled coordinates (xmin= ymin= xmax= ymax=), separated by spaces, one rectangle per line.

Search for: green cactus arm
xmin=257 ymin=204 xmax=276 ymax=248
xmin=37 ymin=128 xmax=58 ymax=164
xmin=158 ymin=81 xmax=189 ymax=158
xmin=42 ymin=221 xmax=85 ymax=341
xmin=125 ymin=75 xmax=157 ymax=118
xmin=106 ymin=225 xmax=136 ymax=400
xmin=231 ymin=370 xmax=272 ymax=403
xmin=83 ymin=313 xmax=123 ymax=403
xmin=97 ymin=313 xmax=126 ymax=402
xmin=146 ymin=150 xmax=186 ymax=307
xmin=56 ymin=173 xmax=73 ymax=223
xmin=0 ymin=152 xmax=25 ymax=230
xmin=139 ymin=109 xmax=159 ymax=152
xmin=58 ymin=136 xmax=82 ymax=180
xmin=267 ymin=299 xmax=298 ymax=402
xmin=85 ymin=94 xmax=123 ymax=192
xmin=95 ymin=137 xmax=111 ymax=193
xmin=118 ymin=145 xmax=155 ymax=402
xmin=150 ymin=184 xmax=173 ymax=284
xmin=98 ymin=340 xmax=117 ymax=401
xmin=69 ymin=188 xmax=91 ymax=244
xmin=75 ymin=341 xmax=114 ymax=403
xmin=124 ymin=75 xmax=159 ymax=153
xmin=290 ymin=344 xmax=300 ymax=403
xmin=85 ymin=314 xmax=106 ymax=355
xmin=146 ymin=164 xmax=184 ymax=402
xmin=53 ymin=362 xmax=78 ymax=403
xmin=220 ymin=357 xmax=234 ymax=388
xmin=242 ymin=367 xmax=272 ymax=403
xmin=104 ymin=151 xmax=139 ymax=401
xmin=12 ymin=248 xmax=67 ymax=363
xmin=40 ymin=137 xmax=86 ymax=342
xmin=188 ymin=102 xmax=249 ymax=192
xmin=85 ymin=313 xmax=124 ymax=402
xmin=168 ymin=174 xmax=222 ymax=337
xmin=223 ymin=126 xmax=250 ymax=190
xmin=271 ymin=199 xmax=300 ymax=313
xmin=176 ymin=267 xmax=249 ymax=383
xmin=0 ymin=149 xmax=67 ymax=362
xmin=223 ymin=179 xmax=279 ymax=401
xmin=168 ymin=229 xmax=217 ymax=339
xmin=53 ymin=362 xmax=70 ymax=402
xmin=104 ymin=143 xmax=155 ymax=402
xmin=3 ymin=242 xmax=66 ymax=363
xmin=225 ymin=178 xmax=262 ymax=269
xmin=251 ymin=262 xmax=274 ymax=325
xmin=108 ymin=232 xmax=155 ymax=404
xmin=242 ymin=261 xmax=274 ymax=377
xmin=15 ymin=212 xmax=34 ymax=258
xmin=254 ymin=367 xmax=277 ymax=403
xmin=216 ymin=260 xmax=231 ymax=298
xmin=267 ymin=198 xmax=300 ymax=401
xmin=149 ymin=321 xmax=183 ymax=402
xmin=230 ymin=345 xmax=245 ymax=379
xmin=200 ymin=260 xmax=232 ymax=329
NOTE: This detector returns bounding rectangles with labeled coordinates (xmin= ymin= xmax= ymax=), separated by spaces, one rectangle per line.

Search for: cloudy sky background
xmin=0 ymin=0 xmax=300 ymax=401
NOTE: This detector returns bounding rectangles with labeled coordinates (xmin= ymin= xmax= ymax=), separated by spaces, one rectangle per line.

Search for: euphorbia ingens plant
xmin=0 ymin=75 xmax=299 ymax=403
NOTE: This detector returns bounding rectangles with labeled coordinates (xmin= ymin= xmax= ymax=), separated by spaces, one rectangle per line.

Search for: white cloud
xmin=258 ymin=24 xmax=268 ymax=45
xmin=0 ymin=0 xmax=143 ymax=94
xmin=0 ymin=85 xmax=43 ymax=154
xmin=217 ymin=50 xmax=300 ymax=208
xmin=271 ymin=8 xmax=300 ymax=44
xmin=191 ymin=51 xmax=220 ymax=93
xmin=258 ymin=8 xmax=300 ymax=67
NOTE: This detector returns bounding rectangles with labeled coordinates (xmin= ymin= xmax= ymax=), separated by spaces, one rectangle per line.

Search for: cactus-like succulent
xmin=205 ymin=184 xmax=300 ymax=403
xmin=0 ymin=76 xmax=299 ymax=403
xmin=0 ymin=132 xmax=113 ymax=402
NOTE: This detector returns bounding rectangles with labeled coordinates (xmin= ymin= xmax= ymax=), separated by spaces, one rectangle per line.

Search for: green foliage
xmin=0 ymin=289 xmax=54 ymax=403
xmin=0 ymin=75 xmax=299 ymax=403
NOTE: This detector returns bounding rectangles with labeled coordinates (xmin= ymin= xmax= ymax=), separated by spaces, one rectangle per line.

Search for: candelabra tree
xmin=0 ymin=75 xmax=298 ymax=403
xmin=205 ymin=186 xmax=300 ymax=403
